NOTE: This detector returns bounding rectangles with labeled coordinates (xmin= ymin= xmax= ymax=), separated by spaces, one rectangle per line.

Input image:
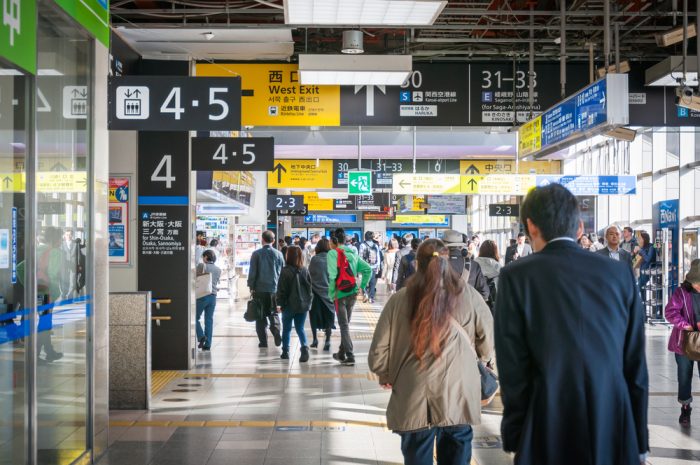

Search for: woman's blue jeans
xmin=281 ymin=309 xmax=308 ymax=352
xmin=676 ymin=353 xmax=700 ymax=405
xmin=399 ymin=425 xmax=473 ymax=465
xmin=196 ymin=294 xmax=216 ymax=348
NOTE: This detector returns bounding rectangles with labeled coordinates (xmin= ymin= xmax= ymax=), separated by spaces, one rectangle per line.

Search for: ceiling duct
xmin=342 ymin=30 xmax=364 ymax=54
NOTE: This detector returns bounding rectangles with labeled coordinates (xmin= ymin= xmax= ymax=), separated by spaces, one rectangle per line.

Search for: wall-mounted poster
xmin=109 ymin=176 xmax=130 ymax=264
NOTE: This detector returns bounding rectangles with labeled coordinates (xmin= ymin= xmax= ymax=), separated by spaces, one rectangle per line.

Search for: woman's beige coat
xmin=368 ymin=284 xmax=494 ymax=432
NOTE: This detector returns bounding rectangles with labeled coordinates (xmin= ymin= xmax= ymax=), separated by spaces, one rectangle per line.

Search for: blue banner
xmin=304 ymin=214 xmax=357 ymax=224
xmin=536 ymin=175 xmax=636 ymax=195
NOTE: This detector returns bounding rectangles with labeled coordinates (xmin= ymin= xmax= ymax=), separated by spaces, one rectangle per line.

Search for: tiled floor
xmin=98 ymin=287 xmax=700 ymax=465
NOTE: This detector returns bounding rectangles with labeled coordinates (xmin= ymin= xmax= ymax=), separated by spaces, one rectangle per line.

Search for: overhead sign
xmin=268 ymin=160 xmax=333 ymax=189
xmin=304 ymin=214 xmax=357 ymax=224
xmin=460 ymin=160 xmax=560 ymax=175
xmin=348 ymin=171 xmax=372 ymax=195
xmin=518 ymin=74 xmax=629 ymax=158
xmin=0 ymin=0 xmax=36 ymax=74
xmin=461 ymin=174 xmax=537 ymax=196
xmin=334 ymin=159 xmax=460 ymax=189
xmin=364 ymin=211 xmax=394 ymax=221
xmin=393 ymin=173 xmax=461 ymax=195
xmin=536 ymin=175 xmax=637 ymax=195
xmin=292 ymin=191 xmax=333 ymax=211
xmin=267 ymin=195 xmax=304 ymax=211
xmin=489 ymin=204 xmax=520 ymax=217
xmin=138 ymin=132 xmax=190 ymax=203
xmin=356 ymin=193 xmax=391 ymax=212
xmin=55 ymin=0 xmax=110 ymax=47
xmin=196 ymin=63 xmax=340 ymax=126
xmin=340 ymin=64 xmax=470 ymax=126
xmin=108 ymin=76 xmax=242 ymax=131
xmin=395 ymin=215 xmax=450 ymax=227
xmin=191 ymin=137 xmax=274 ymax=171
xmin=427 ymin=195 xmax=466 ymax=214
xmin=333 ymin=197 xmax=356 ymax=211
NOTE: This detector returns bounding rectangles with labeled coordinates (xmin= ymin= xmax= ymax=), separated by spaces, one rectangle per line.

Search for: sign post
xmin=348 ymin=171 xmax=372 ymax=195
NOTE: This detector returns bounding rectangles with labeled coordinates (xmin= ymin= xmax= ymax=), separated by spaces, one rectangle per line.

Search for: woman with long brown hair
xmin=276 ymin=245 xmax=313 ymax=362
xmin=369 ymin=239 xmax=494 ymax=465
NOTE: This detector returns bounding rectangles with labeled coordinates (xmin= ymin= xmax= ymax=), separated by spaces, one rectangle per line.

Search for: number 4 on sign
xmin=4 ymin=0 xmax=20 ymax=47
xmin=151 ymin=155 xmax=175 ymax=188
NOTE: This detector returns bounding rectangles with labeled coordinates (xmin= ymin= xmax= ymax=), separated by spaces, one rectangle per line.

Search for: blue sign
xmin=400 ymin=91 xmax=411 ymax=103
xmin=11 ymin=208 xmax=17 ymax=284
xmin=658 ymin=199 xmax=679 ymax=229
xmin=304 ymin=214 xmax=357 ymax=224
xmin=536 ymin=175 xmax=636 ymax=195
xmin=678 ymin=106 xmax=689 ymax=118
xmin=541 ymin=78 xmax=607 ymax=149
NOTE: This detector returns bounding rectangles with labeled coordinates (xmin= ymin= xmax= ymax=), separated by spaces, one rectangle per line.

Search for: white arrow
xmin=350 ymin=179 xmax=358 ymax=187
xmin=354 ymin=85 xmax=386 ymax=117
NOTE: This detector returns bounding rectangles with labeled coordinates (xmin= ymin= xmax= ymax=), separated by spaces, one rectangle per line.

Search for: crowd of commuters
xmin=192 ymin=183 xmax=700 ymax=465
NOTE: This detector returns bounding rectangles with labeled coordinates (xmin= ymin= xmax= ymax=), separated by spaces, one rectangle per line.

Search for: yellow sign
xmin=462 ymin=176 xmax=480 ymax=194
xmin=518 ymin=116 xmax=543 ymax=157
xmin=292 ymin=191 xmax=334 ymax=212
xmin=395 ymin=215 xmax=449 ymax=225
xmin=468 ymin=174 xmax=536 ymax=196
xmin=0 ymin=173 xmax=25 ymax=192
xmin=268 ymin=159 xmax=333 ymax=189
xmin=196 ymin=63 xmax=341 ymax=126
xmin=393 ymin=174 xmax=461 ymax=195
xmin=460 ymin=159 xmax=559 ymax=175
xmin=36 ymin=172 xmax=88 ymax=193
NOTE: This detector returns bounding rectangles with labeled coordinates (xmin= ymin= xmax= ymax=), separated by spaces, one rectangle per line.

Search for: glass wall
xmin=35 ymin=6 xmax=92 ymax=465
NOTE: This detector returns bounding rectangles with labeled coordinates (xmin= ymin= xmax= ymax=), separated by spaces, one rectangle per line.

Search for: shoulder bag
xmin=244 ymin=298 xmax=262 ymax=322
xmin=195 ymin=264 xmax=213 ymax=299
xmin=682 ymin=330 xmax=700 ymax=361
xmin=449 ymin=316 xmax=499 ymax=406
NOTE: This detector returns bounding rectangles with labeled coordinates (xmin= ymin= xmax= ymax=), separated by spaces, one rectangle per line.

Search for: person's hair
xmin=209 ymin=239 xmax=219 ymax=248
xmin=331 ymin=228 xmax=346 ymax=245
xmin=388 ymin=238 xmax=399 ymax=251
xmin=315 ymin=238 xmax=331 ymax=254
xmin=285 ymin=245 xmax=303 ymax=268
xmin=520 ymin=184 xmax=580 ymax=241
xmin=509 ymin=239 xmax=517 ymax=246
xmin=606 ymin=225 xmax=621 ymax=236
xmin=479 ymin=240 xmax=500 ymax=261
xmin=284 ymin=236 xmax=292 ymax=246
xmin=202 ymin=249 xmax=217 ymax=263
xmin=43 ymin=227 xmax=63 ymax=246
xmin=365 ymin=230 xmax=374 ymax=241
xmin=517 ymin=232 xmax=525 ymax=238
xmin=624 ymin=226 xmax=633 ymax=234
xmin=406 ymin=239 xmax=464 ymax=365
xmin=299 ymin=237 xmax=307 ymax=248
xmin=411 ymin=237 xmax=422 ymax=250
xmin=639 ymin=231 xmax=651 ymax=248
xmin=262 ymin=230 xmax=275 ymax=244
xmin=402 ymin=233 xmax=414 ymax=246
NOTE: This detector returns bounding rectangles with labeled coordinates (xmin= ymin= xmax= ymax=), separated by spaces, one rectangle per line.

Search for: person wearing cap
xmin=443 ymin=230 xmax=490 ymax=302
xmin=664 ymin=258 xmax=700 ymax=427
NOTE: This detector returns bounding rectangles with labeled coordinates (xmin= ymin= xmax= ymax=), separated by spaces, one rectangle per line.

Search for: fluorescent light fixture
xmin=299 ymin=54 xmax=412 ymax=86
xmin=285 ymin=0 xmax=447 ymax=26
xmin=656 ymin=23 xmax=696 ymax=47
xmin=597 ymin=60 xmax=631 ymax=78
xmin=494 ymin=145 xmax=513 ymax=152
xmin=0 ymin=69 xmax=22 ymax=76
xmin=37 ymin=69 xmax=64 ymax=76
xmin=645 ymin=56 xmax=698 ymax=86
xmin=317 ymin=191 xmax=349 ymax=199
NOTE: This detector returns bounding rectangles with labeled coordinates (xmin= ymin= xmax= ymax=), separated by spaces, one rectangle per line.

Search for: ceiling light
xmin=284 ymin=0 xmax=447 ymax=26
xmin=646 ymin=56 xmax=699 ymax=86
xmin=203 ymin=32 xmax=215 ymax=41
xmin=342 ymin=30 xmax=364 ymax=54
xmin=37 ymin=69 xmax=64 ymax=76
xmin=299 ymin=54 xmax=411 ymax=86
xmin=494 ymin=145 xmax=512 ymax=152
xmin=597 ymin=60 xmax=631 ymax=78
xmin=0 ymin=69 xmax=22 ymax=76
xmin=656 ymin=23 xmax=696 ymax=47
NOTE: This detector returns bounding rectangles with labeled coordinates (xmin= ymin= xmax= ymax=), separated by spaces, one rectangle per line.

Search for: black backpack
xmin=294 ymin=269 xmax=313 ymax=310
xmin=486 ymin=277 xmax=497 ymax=312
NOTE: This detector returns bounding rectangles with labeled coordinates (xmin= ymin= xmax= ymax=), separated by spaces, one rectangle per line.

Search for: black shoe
xmin=333 ymin=351 xmax=346 ymax=363
xmin=323 ymin=340 xmax=331 ymax=351
xmin=341 ymin=353 xmax=355 ymax=366
xmin=310 ymin=339 xmax=318 ymax=348
xmin=258 ymin=342 xmax=268 ymax=348
xmin=300 ymin=346 xmax=309 ymax=363
xmin=198 ymin=337 xmax=206 ymax=349
xmin=680 ymin=405 xmax=692 ymax=426
xmin=280 ymin=351 xmax=289 ymax=360
xmin=45 ymin=352 xmax=63 ymax=362
xmin=202 ymin=346 xmax=211 ymax=352
xmin=273 ymin=333 xmax=282 ymax=347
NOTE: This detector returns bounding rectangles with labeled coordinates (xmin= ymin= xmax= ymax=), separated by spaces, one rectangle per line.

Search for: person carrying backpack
xmin=474 ymin=240 xmax=502 ymax=314
xmin=395 ymin=238 xmax=421 ymax=291
xmin=443 ymin=230 xmax=491 ymax=302
xmin=276 ymin=246 xmax=313 ymax=362
xmin=359 ymin=231 xmax=383 ymax=304
xmin=327 ymin=228 xmax=372 ymax=366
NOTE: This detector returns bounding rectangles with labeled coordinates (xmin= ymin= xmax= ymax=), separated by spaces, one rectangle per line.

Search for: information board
xmin=393 ymin=174 xmax=461 ymax=195
xmin=304 ymin=214 xmax=357 ymax=224
xmin=191 ymin=137 xmax=274 ymax=171
xmin=269 ymin=160 xmax=333 ymax=189
xmin=427 ymin=195 xmax=466 ymax=214
xmin=536 ymin=175 xmax=637 ymax=195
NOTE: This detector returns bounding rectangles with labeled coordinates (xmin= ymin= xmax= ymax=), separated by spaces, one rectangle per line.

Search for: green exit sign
xmin=348 ymin=171 xmax=372 ymax=195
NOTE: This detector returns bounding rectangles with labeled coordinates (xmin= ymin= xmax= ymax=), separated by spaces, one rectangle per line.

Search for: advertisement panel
xmin=109 ymin=177 xmax=129 ymax=264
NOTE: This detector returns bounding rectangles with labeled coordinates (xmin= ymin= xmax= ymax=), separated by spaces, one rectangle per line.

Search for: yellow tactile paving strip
xmin=152 ymin=370 xmax=185 ymax=396
xmin=183 ymin=372 xmax=379 ymax=380
xmin=109 ymin=419 xmax=389 ymax=429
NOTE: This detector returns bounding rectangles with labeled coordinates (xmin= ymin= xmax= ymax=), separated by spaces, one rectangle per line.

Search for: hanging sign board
xmin=460 ymin=159 xmax=560 ymax=175
xmin=489 ymin=204 xmax=520 ymax=217
xmin=108 ymin=76 xmax=242 ymax=131
xmin=393 ymin=174 xmax=461 ymax=195
xmin=191 ymin=137 xmax=274 ymax=171
xmin=427 ymin=196 xmax=466 ymax=214
xmin=536 ymin=175 xmax=637 ymax=195
xmin=395 ymin=215 xmax=450 ymax=227
xmin=292 ymin=191 xmax=334 ymax=211
xmin=0 ymin=0 xmax=36 ymax=74
xmin=348 ymin=171 xmax=372 ymax=195
xmin=267 ymin=195 xmax=304 ymax=211
xmin=269 ymin=160 xmax=333 ymax=189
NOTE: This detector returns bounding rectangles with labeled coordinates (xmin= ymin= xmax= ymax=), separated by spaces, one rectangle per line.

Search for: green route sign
xmin=0 ymin=0 xmax=36 ymax=74
xmin=54 ymin=0 xmax=110 ymax=47
xmin=348 ymin=171 xmax=372 ymax=195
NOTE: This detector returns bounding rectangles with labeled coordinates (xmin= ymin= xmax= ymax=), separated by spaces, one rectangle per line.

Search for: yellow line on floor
xmin=182 ymin=372 xmax=377 ymax=380
xmin=152 ymin=370 xmax=185 ymax=396
xmin=109 ymin=419 xmax=389 ymax=429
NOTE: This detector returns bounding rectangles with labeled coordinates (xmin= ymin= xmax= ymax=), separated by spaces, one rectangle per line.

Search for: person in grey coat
xmin=308 ymin=238 xmax=335 ymax=351
xmin=597 ymin=225 xmax=633 ymax=268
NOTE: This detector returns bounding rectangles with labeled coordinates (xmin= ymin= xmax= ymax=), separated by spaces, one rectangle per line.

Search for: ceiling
xmin=111 ymin=1 xmax=697 ymax=63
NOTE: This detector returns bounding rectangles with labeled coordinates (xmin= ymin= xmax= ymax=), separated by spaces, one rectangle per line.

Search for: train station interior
xmin=3 ymin=1 xmax=700 ymax=464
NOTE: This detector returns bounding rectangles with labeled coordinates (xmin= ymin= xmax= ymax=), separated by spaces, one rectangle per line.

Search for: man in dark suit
xmin=597 ymin=225 xmax=633 ymax=267
xmin=495 ymin=184 xmax=649 ymax=465
xmin=504 ymin=238 xmax=518 ymax=264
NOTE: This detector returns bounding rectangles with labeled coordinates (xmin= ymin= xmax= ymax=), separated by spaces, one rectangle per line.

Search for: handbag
xmin=682 ymin=330 xmax=700 ymax=361
xmin=244 ymin=298 xmax=262 ymax=322
xmin=449 ymin=317 xmax=499 ymax=406
xmin=195 ymin=272 xmax=212 ymax=299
